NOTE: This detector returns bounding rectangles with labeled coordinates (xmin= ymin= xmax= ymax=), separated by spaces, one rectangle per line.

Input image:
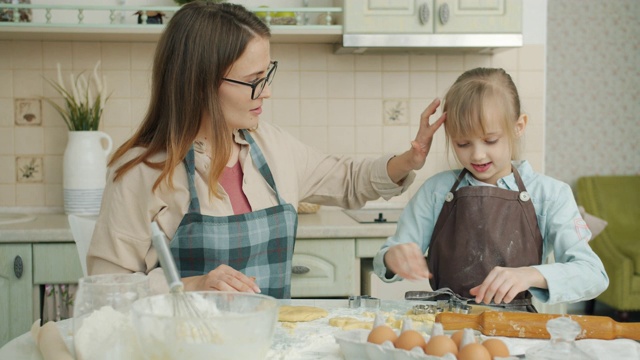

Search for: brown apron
xmin=426 ymin=166 xmax=543 ymax=311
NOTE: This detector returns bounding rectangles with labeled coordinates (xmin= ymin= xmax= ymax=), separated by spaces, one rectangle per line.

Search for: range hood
xmin=335 ymin=33 xmax=523 ymax=55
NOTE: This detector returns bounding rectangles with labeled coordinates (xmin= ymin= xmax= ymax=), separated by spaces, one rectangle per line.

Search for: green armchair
xmin=576 ymin=175 xmax=640 ymax=321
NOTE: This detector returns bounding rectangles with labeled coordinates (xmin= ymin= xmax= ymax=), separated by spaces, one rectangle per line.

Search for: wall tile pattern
xmin=546 ymin=0 xmax=640 ymax=185
xmin=0 ymin=41 xmax=544 ymax=208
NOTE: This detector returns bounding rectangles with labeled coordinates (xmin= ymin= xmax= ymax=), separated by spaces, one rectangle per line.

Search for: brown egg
xmin=450 ymin=329 xmax=465 ymax=349
xmin=458 ymin=343 xmax=492 ymax=360
xmin=394 ymin=329 xmax=426 ymax=351
xmin=423 ymin=335 xmax=458 ymax=357
xmin=367 ymin=325 xmax=397 ymax=345
xmin=482 ymin=338 xmax=510 ymax=358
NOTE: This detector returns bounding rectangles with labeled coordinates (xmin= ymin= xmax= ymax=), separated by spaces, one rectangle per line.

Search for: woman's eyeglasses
xmin=222 ymin=61 xmax=278 ymax=100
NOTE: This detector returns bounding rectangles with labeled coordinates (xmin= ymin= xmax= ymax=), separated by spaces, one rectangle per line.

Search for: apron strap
xmin=511 ymin=166 xmax=527 ymax=192
xmin=449 ymin=165 xmax=527 ymax=193
xmin=182 ymin=131 xmax=287 ymax=213
xmin=241 ymin=130 xmax=286 ymax=204
xmin=450 ymin=168 xmax=468 ymax=192
xmin=184 ymin=145 xmax=202 ymax=213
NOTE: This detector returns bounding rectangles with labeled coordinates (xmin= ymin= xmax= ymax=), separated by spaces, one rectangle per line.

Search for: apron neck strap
xmin=511 ymin=165 xmax=526 ymax=192
xmin=450 ymin=168 xmax=469 ymax=192
xmin=450 ymin=165 xmax=527 ymax=192
xmin=184 ymin=145 xmax=202 ymax=213
xmin=182 ymin=131 xmax=287 ymax=214
xmin=240 ymin=129 xmax=284 ymax=201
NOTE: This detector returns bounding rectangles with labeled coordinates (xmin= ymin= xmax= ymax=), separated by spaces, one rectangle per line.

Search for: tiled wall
xmin=546 ymin=0 xmax=640 ymax=185
xmin=0 ymin=41 xmax=545 ymax=208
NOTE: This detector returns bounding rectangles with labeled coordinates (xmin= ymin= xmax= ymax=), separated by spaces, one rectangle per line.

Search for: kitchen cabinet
xmin=0 ymin=244 xmax=33 ymax=348
xmin=291 ymin=239 xmax=358 ymax=298
xmin=0 ymin=242 xmax=82 ymax=348
xmin=341 ymin=0 xmax=522 ymax=34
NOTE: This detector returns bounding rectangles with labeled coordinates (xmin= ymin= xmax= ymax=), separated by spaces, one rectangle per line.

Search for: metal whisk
xmin=150 ymin=221 xmax=217 ymax=342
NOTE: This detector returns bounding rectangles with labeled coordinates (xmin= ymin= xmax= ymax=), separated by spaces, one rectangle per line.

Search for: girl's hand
xmin=408 ymin=98 xmax=447 ymax=170
xmin=469 ymin=266 xmax=547 ymax=304
xmin=182 ymin=264 xmax=261 ymax=293
xmin=384 ymin=243 xmax=432 ymax=280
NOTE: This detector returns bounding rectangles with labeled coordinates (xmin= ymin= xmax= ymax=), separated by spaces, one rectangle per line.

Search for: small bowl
xmin=131 ymin=291 xmax=279 ymax=360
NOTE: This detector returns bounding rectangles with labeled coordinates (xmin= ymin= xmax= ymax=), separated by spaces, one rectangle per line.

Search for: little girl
xmin=374 ymin=68 xmax=608 ymax=311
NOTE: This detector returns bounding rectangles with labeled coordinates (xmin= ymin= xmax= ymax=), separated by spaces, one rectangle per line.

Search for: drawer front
xmin=355 ymin=238 xmax=387 ymax=258
xmin=291 ymin=239 xmax=356 ymax=298
xmin=33 ymin=243 xmax=83 ymax=284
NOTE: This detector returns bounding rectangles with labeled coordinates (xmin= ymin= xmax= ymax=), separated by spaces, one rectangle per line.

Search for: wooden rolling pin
xmin=436 ymin=311 xmax=640 ymax=340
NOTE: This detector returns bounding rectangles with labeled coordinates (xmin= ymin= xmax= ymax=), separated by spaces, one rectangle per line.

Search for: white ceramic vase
xmin=63 ymin=131 xmax=113 ymax=215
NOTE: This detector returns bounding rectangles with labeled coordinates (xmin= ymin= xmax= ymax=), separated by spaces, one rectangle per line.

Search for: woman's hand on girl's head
xmin=469 ymin=266 xmax=547 ymax=305
xmin=182 ymin=264 xmax=262 ymax=294
xmin=386 ymin=98 xmax=446 ymax=183
xmin=384 ymin=243 xmax=432 ymax=280
xmin=409 ymin=98 xmax=447 ymax=170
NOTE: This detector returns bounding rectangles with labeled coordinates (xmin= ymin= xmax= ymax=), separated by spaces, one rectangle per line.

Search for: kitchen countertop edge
xmin=0 ymin=208 xmax=397 ymax=243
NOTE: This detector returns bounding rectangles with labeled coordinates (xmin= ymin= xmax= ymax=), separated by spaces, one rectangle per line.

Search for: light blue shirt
xmin=373 ymin=160 xmax=609 ymax=304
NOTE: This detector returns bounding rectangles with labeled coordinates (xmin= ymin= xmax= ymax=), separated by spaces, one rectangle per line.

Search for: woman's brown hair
xmin=443 ymin=67 xmax=523 ymax=162
xmin=109 ymin=1 xmax=270 ymax=197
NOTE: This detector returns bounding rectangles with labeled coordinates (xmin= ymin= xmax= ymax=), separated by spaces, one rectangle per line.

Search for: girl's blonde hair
xmin=443 ymin=67 xmax=523 ymax=162
xmin=109 ymin=1 xmax=270 ymax=198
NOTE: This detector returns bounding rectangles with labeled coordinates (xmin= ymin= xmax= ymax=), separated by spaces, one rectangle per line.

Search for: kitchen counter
xmin=0 ymin=207 xmax=399 ymax=243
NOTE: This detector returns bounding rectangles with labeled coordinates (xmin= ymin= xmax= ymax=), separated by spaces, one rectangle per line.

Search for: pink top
xmin=219 ymin=161 xmax=252 ymax=215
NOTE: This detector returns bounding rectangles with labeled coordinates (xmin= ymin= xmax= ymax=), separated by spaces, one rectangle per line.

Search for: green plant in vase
xmin=44 ymin=61 xmax=110 ymax=131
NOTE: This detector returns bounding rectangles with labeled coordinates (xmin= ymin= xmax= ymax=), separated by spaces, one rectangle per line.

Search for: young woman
xmin=374 ymin=68 xmax=608 ymax=311
xmin=87 ymin=1 xmax=445 ymax=299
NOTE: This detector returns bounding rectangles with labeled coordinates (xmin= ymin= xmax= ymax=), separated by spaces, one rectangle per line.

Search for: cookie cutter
xmin=348 ymin=295 xmax=380 ymax=309
xmin=406 ymin=287 xmax=472 ymax=315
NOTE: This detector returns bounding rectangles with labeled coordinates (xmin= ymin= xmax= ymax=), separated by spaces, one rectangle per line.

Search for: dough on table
xmin=328 ymin=311 xmax=436 ymax=331
xmin=278 ymin=305 xmax=329 ymax=322
xmin=329 ymin=316 xmax=373 ymax=330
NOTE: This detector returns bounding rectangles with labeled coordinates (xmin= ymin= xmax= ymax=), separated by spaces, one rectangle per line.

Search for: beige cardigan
xmin=87 ymin=121 xmax=415 ymax=293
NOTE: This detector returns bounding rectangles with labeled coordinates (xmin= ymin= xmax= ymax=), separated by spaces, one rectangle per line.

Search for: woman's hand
xmin=182 ymin=264 xmax=261 ymax=293
xmin=469 ymin=266 xmax=547 ymax=304
xmin=384 ymin=243 xmax=432 ymax=280
xmin=387 ymin=98 xmax=446 ymax=183
xmin=409 ymin=98 xmax=447 ymax=170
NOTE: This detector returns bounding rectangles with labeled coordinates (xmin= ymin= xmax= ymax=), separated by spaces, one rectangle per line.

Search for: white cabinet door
xmin=291 ymin=239 xmax=357 ymax=298
xmin=434 ymin=0 xmax=522 ymax=33
xmin=343 ymin=0 xmax=435 ymax=34
xmin=342 ymin=0 xmax=520 ymax=34
xmin=0 ymin=244 xmax=33 ymax=348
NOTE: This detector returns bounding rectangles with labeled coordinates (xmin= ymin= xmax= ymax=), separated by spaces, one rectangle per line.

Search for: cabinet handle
xmin=439 ymin=3 xmax=450 ymax=25
xmin=292 ymin=265 xmax=310 ymax=275
xmin=418 ymin=3 xmax=430 ymax=25
xmin=14 ymin=255 xmax=23 ymax=279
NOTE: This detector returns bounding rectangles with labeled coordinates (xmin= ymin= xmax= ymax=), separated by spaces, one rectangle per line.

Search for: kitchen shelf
xmin=0 ymin=24 xmax=342 ymax=43
xmin=0 ymin=4 xmax=343 ymax=43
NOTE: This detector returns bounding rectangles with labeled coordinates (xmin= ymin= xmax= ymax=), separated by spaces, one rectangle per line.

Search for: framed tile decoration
xmin=15 ymin=98 xmax=42 ymax=126
xmin=383 ymin=99 xmax=408 ymax=125
xmin=16 ymin=156 xmax=43 ymax=183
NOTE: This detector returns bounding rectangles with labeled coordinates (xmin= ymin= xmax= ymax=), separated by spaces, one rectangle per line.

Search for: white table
xmin=2 ymin=299 xmax=639 ymax=360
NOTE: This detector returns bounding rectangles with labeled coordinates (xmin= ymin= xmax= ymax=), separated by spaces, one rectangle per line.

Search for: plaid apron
xmin=170 ymin=130 xmax=298 ymax=299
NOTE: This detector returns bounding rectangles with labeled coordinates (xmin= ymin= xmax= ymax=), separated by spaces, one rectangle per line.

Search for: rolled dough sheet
xmin=278 ymin=305 xmax=329 ymax=322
